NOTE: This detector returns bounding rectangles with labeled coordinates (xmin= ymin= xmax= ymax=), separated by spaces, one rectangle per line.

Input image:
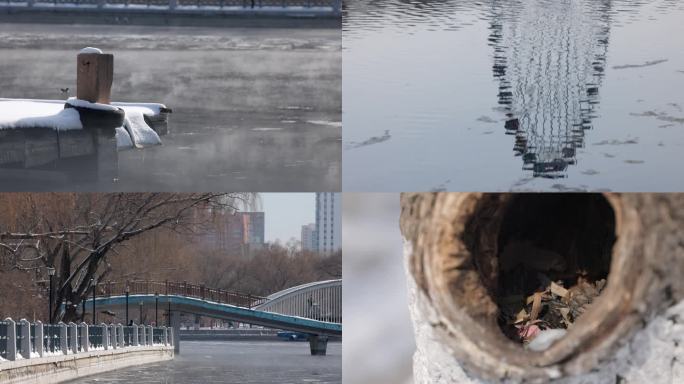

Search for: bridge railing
xmin=0 ymin=0 xmax=341 ymax=12
xmin=96 ymin=280 xmax=267 ymax=309
xmin=0 ymin=317 xmax=172 ymax=362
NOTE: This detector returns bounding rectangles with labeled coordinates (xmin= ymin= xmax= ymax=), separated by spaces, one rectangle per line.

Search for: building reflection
xmin=488 ymin=0 xmax=612 ymax=178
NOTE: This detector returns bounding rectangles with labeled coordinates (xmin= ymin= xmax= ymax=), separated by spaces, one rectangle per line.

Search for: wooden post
xmin=77 ymin=52 xmax=113 ymax=104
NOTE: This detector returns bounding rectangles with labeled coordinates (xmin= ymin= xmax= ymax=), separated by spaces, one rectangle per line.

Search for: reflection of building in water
xmin=488 ymin=0 xmax=611 ymax=178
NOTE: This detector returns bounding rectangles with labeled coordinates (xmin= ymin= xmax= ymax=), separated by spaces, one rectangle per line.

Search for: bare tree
xmin=0 ymin=193 xmax=251 ymax=322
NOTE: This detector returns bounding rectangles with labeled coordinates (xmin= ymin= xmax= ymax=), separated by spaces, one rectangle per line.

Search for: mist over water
xmin=0 ymin=23 xmax=341 ymax=191
xmin=343 ymin=0 xmax=684 ymax=191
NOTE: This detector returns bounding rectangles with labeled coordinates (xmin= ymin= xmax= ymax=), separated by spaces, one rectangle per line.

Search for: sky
xmin=260 ymin=193 xmax=315 ymax=244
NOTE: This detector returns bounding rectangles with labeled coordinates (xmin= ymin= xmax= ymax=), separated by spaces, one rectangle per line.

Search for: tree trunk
xmin=401 ymin=193 xmax=684 ymax=383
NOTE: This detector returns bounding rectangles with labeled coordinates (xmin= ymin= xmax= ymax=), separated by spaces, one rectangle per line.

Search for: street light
xmin=125 ymin=283 xmax=130 ymax=325
xmin=47 ymin=267 xmax=55 ymax=323
xmin=91 ymin=279 xmax=96 ymax=324
xmin=155 ymin=292 xmax=159 ymax=326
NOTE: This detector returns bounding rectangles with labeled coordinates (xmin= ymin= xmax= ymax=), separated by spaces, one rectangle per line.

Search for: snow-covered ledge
xmin=0 ymin=98 xmax=170 ymax=151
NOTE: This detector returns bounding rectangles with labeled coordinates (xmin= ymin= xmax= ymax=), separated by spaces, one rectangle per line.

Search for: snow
xmin=0 ymin=98 xmax=167 ymax=151
xmin=115 ymin=126 xmax=134 ymax=150
xmin=66 ymin=97 xmax=120 ymax=112
xmin=79 ymin=47 xmax=103 ymax=54
xmin=123 ymin=109 xmax=161 ymax=148
xmin=0 ymin=100 xmax=82 ymax=131
xmin=527 ymin=329 xmax=567 ymax=351
xmin=115 ymin=103 xmax=164 ymax=117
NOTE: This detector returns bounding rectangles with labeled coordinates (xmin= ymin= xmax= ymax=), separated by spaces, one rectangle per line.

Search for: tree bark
xmin=401 ymin=193 xmax=684 ymax=383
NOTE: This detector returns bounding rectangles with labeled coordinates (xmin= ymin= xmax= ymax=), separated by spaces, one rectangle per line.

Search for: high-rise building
xmin=242 ymin=212 xmax=265 ymax=247
xmin=315 ymin=193 xmax=341 ymax=254
xmin=301 ymin=223 xmax=317 ymax=251
xmin=203 ymin=210 xmax=265 ymax=256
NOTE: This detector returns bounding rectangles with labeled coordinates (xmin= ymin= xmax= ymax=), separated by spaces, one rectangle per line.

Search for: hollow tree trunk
xmin=400 ymin=193 xmax=684 ymax=383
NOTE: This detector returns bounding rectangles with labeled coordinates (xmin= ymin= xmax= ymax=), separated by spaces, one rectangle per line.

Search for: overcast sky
xmin=260 ymin=193 xmax=315 ymax=244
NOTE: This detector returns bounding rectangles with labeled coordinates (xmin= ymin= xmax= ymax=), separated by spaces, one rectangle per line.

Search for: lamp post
xmin=125 ymin=283 xmax=130 ymax=325
xmin=155 ymin=292 xmax=159 ymax=326
xmin=47 ymin=267 xmax=56 ymax=323
xmin=91 ymin=279 xmax=96 ymax=324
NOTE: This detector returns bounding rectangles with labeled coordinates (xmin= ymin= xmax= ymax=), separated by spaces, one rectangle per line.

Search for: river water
xmin=0 ymin=23 xmax=340 ymax=191
xmin=66 ymin=340 xmax=342 ymax=383
xmin=343 ymin=0 xmax=684 ymax=191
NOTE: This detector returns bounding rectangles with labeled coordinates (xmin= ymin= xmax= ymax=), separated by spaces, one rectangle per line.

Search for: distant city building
xmin=301 ymin=223 xmax=317 ymax=251
xmin=204 ymin=211 xmax=265 ymax=256
xmin=315 ymin=193 xmax=341 ymax=254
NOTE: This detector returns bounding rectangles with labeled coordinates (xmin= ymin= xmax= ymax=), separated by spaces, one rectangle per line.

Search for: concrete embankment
xmin=0 ymin=346 xmax=174 ymax=384
xmin=0 ymin=8 xmax=341 ymax=28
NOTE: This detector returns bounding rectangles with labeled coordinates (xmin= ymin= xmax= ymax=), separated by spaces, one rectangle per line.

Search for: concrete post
xmin=102 ymin=323 xmax=109 ymax=350
xmin=110 ymin=324 xmax=117 ymax=349
xmin=68 ymin=322 xmax=78 ymax=354
xmin=171 ymin=311 xmax=180 ymax=354
xmin=76 ymin=51 xmax=113 ymax=104
xmin=35 ymin=321 xmax=44 ymax=357
xmin=118 ymin=324 xmax=124 ymax=347
xmin=140 ymin=325 xmax=146 ymax=346
xmin=308 ymin=335 xmax=328 ymax=356
xmin=132 ymin=323 xmax=139 ymax=346
xmin=163 ymin=327 xmax=168 ymax=346
xmin=58 ymin=322 xmax=68 ymax=355
xmin=19 ymin=319 xmax=31 ymax=359
xmin=147 ymin=325 xmax=153 ymax=346
xmin=80 ymin=323 xmax=89 ymax=352
xmin=5 ymin=318 xmax=17 ymax=361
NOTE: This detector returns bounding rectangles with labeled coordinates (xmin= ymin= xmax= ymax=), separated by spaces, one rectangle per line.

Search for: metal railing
xmin=0 ymin=319 xmax=9 ymax=360
xmin=255 ymin=279 xmax=342 ymax=323
xmin=0 ymin=318 xmax=173 ymax=362
xmin=96 ymin=280 xmax=267 ymax=309
xmin=0 ymin=0 xmax=341 ymax=12
xmin=44 ymin=323 xmax=61 ymax=354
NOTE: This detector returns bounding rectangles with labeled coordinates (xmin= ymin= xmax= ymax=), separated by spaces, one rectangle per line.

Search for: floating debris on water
xmin=346 ymin=130 xmax=391 ymax=150
xmin=613 ymin=58 xmax=668 ymax=69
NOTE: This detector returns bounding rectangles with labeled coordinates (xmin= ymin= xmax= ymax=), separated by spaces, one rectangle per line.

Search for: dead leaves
xmin=500 ymin=276 xmax=607 ymax=345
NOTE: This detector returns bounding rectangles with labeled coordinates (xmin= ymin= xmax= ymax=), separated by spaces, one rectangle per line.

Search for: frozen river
xmin=0 ymin=23 xmax=341 ymax=191
xmin=343 ymin=0 xmax=684 ymax=192
xmin=66 ymin=340 xmax=342 ymax=384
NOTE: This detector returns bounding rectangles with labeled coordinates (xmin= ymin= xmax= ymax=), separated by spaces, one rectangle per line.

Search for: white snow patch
xmin=307 ymin=120 xmax=343 ymax=128
xmin=124 ymin=110 xmax=161 ymax=148
xmin=0 ymin=100 xmax=82 ymax=130
xmin=66 ymin=97 xmax=120 ymax=112
xmin=115 ymin=127 xmax=134 ymax=150
xmin=527 ymin=329 xmax=567 ymax=351
xmin=252 ymin=127 xmax=283 ymax=131
xmin=114 ymin=102 xmax=165 ymax=116
xmin=79 ymin=47 xmax=103 ymax=54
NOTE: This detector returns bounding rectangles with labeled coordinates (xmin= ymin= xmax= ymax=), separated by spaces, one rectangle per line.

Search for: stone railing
xmin=0 ymin=318 xmax=172 ymax=362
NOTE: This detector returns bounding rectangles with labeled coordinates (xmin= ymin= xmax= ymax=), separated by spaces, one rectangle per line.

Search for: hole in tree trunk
xmin=464 ymin=194 xmax=616 ymax=346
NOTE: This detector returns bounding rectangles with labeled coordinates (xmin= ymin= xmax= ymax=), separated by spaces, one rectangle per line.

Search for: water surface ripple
xmin=343 ymin=0 xmax=684 ymax=191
